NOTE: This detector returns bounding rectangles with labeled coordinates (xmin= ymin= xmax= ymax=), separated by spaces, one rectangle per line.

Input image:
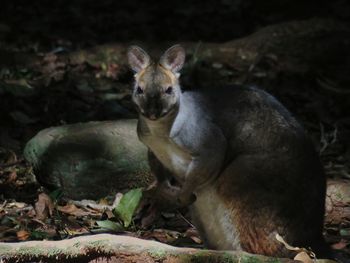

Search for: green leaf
xmin=30 ymin=230 xmax=49 ymax=240
xmin=49 ymin=188 xmax=63 ymax=202
xmin=114 ymin=188 xmax=143 ymax=227
xmin=96 ymin=220 xmax=123 ymax=232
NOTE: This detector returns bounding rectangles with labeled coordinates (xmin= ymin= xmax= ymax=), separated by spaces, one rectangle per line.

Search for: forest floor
xmin=0 ymin=0 xmax=350 ymax=261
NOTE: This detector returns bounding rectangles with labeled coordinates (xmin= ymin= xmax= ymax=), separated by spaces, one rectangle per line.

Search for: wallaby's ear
xmin=159 ymin=44 xmax=185 ymax=73
xmin=127 ymin=46 xmax=151 ymax=73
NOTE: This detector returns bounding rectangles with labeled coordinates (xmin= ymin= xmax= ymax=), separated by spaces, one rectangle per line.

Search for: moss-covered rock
xmin=24 ymin=120 xmax=152 ymax=199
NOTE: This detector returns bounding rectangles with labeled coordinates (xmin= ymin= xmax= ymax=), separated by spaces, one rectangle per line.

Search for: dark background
xmin=1 ymin=0 xmax=349 ymax=48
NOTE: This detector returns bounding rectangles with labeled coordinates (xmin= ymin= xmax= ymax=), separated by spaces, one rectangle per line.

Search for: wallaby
xmin=127 ymin=44 xmax=331 ymax=258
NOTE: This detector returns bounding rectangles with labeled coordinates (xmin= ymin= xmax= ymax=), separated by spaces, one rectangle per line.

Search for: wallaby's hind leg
xmin=214 ymin=154 xmax=329 ymax=258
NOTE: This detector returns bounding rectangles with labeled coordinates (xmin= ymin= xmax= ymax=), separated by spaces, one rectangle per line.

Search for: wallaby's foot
xmin=140 ymin=200 xmax=159 ymax=228
xmin=143 ymin=179 xmax=184 ymax=210
xmin=138 ymin=185 xmax=165 ymax=228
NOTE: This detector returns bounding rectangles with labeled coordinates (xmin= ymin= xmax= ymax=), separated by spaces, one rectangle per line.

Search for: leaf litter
xmin=0 ymin=171 xmax=199 ymax=248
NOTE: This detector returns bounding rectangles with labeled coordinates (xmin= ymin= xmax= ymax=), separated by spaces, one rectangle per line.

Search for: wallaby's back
xmin=183 ymin=86 xmax=328 ymax=257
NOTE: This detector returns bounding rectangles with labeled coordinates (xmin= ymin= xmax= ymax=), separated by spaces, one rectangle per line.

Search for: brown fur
xmin=135 ymin=64 xmax=177 ymax=90
xmin=128 ymin=45 xmax=332 ymax=259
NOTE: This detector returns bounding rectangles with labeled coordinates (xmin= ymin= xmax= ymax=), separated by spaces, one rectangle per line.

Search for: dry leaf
xmin=73 ymin=200 xmax=100 ymax=210
xmin=189 ymin=235 xmax=202 ymax=244
xmin=185 ymin=228 xmax=202 ymax=244
xmin=294 ymin=251 xmax=314 ymax=263
xmin=331 ymin=239 xmax=348 ymax=250
xmin=105 ymin=210 xmax=115 ymax=219
xmin=276 ymin=233 xmax=316 ymax=262
xmin=142 ymin=229 xmax=180 ymax=243
xmin=276 ymin=233 xmax=300 ymax=251
xmin=57 ymin=203 xmax=91 ymax=217
xmin=16 ymin=230 xmax=30 ymax=241
xmin=6 ymin=170 xmax=17 ymax=183
xmin=64 ymin=227 xmax=89 ymax=236
xmin=99 ymin=198 xmax=109 ymax=206
xmin=72 ymin=199 xmax=114 ymax=212
xmin=35 ymin=193 xmax=54 ymax=220
xmin=7 ymin=202 xmax=26 ymax=209
xmin=112 ymin=193 xmax=123 ymax=208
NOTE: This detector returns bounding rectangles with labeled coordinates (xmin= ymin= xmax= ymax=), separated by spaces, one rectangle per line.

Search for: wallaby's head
xmin=127 ymin=45 xmax=185 ymax=120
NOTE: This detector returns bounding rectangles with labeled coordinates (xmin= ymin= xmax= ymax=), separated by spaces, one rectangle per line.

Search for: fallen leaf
xmin=96 ymin=220 xmax=123 ymax=232
xmin=294 ymin=251 xmax=313 ymax=263
xmin=34 ymin=193 xmax=54 ymax=220
xmin=16 ymin=230 xmax=30 ymax=241
xmin=49 ymin=189 xmax=63 ymax=202
xmin=6 ymin=170 xmax=17 ymax=183
xmin=72 ymin=200 xmax=110 ymax=213
xmin=57 ymin=203 xmax=91 ymax=217
xmin=340 ymin=228 xmax=350 ymax=236
xmin=64 ymin=227 xmax=90 ymax=236
xmin=0 ymin=201 xmax=6 ymax=213
xmin=189 ymin=235 xmax=202 ymax=244
xmin=276 ymin=233 xmax=316 ymax=261
xmin=7 ymin=202 xmax=27 ymax=209
xmin=98 ymin=198 xmax=109 ymax=206
xmin=276 ymin=233 xmax=300 ymax=251
xmin=114 ymin=188 xmax=142 ymax=227
xmin=331 ymin=239 xmax=349 ymax=250
xmin=185 ymin=228 xmax=202 ymax=244
xmin=30 ymin=230 xmax=49 ymax=240
xmin=142 ymin=229 xmax=180 ymax=243
xmin=112 ymin=193 xmax=124 ymax=208
xmin=105 ymin=210 xmax=115 ymax=219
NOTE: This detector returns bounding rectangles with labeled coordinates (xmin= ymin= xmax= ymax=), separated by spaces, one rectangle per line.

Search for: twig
xmin=176 ymin=210 xmax=195 ymax=228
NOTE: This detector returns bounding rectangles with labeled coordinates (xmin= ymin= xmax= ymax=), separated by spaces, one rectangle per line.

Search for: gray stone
xmin=24 ymin=120 xmax=152 ymax=199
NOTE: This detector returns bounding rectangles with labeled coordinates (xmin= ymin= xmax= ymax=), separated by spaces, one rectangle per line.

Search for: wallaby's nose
xmin=146 ymin=106 xmax=162 ymax=120
xmin=145 ymin=92 xmax=162 ymax=120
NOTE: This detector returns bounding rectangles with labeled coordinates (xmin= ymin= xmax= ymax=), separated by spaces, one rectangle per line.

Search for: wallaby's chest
xmin=141 ymin=134 xmax=192 ymax=180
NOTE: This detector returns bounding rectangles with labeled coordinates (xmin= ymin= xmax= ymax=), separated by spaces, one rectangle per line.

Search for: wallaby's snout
xmin=127 ymin=45 xmax=185 ymax=121
xmin=143 ymin=91 xmax=163 ymax=120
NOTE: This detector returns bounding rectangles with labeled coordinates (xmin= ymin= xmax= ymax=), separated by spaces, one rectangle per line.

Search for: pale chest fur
xmin=141 ymin=134 xmax=192 ymax=180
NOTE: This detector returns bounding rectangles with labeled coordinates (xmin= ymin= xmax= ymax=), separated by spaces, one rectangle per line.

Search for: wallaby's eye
xmin=165 ymin=86 xmax=173 ymax=94
xmin=136 ymin=86 xmax=144 ymax=94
